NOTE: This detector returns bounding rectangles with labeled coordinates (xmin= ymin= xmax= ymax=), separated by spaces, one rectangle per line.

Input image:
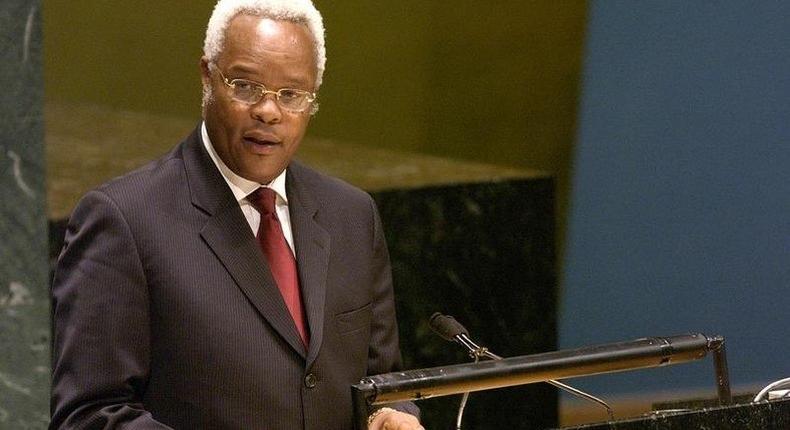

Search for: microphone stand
xmin=431 ymin=313 xmax=614 ymax=426
xmin=455 ymin=332 xmax=614 ymax=425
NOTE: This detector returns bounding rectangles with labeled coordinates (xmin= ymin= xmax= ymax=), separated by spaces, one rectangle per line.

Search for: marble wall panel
xmin=558 ymin=398 xmax=790 ymax=430
xmin=0 ymin=1 xmax=50 ymax=428
xmin=374 ymin=178 xmax=557 ymax=429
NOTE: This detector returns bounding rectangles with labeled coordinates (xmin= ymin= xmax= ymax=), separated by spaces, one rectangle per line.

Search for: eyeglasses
xmin=209 ymin=63 xmax=317 ymax=113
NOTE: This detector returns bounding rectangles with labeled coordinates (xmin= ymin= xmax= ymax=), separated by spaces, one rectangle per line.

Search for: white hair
xmin=203 ymin=0 xmax=326 ymax=90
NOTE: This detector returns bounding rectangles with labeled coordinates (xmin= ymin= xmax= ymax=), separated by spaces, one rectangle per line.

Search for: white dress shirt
xmin=201 ymin=122 xmax=296 ymax=256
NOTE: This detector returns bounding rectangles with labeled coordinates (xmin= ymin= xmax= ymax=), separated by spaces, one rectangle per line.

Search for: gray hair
xmin=203 ymin=0 xmax=326 ymax=90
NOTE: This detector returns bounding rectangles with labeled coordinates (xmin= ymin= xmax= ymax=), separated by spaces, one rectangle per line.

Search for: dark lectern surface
xmin=559 ymin=398 xmax=790 ymax=430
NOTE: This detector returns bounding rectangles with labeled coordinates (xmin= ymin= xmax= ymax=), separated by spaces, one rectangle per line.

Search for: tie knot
xmin=249 ymin=187 xmax=277 ymax=215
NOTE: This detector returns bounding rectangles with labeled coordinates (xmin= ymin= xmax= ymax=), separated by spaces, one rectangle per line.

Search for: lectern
xmin=351 ymin=334 xmax=730 ymax=430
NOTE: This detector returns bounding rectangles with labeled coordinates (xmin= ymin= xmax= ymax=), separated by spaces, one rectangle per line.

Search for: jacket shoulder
xmin=289 ymin=160 xmax=375 ymax=210
xmin=92 ymin=134 xmax=193 ymax=208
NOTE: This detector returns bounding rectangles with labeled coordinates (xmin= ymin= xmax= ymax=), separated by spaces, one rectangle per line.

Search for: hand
xmin=368 ymin=409 xmax=424 ymax=430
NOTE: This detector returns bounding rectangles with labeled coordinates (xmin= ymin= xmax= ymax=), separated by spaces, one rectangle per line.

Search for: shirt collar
xmin=201 ymin=121 xmax=288 ymax=204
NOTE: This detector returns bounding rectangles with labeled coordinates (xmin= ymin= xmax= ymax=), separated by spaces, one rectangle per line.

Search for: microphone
xmin=429 ymin=312 xmax=615 ymax=426
xmin=429 ymin=313 xmax=468 ymax=341
xmin=429 ymin=312 xmax=502 ymax=360
xmin=429 ymin=313 xmax=484 ymax=430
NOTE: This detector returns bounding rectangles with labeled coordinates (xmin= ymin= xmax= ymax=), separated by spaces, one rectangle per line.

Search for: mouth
xmin=244 ymin=136 xmax=279 ymax=146
xmin=243 ymin=133 xmax=282 ymax=154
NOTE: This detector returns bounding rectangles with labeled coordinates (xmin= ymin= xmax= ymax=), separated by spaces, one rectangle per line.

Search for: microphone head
xmin=429 ymin=312 xmax=469 ymax=341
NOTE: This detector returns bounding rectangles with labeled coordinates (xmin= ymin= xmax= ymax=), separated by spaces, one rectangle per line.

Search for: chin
xmin=250 ymin=167 xmax=284 ymax=184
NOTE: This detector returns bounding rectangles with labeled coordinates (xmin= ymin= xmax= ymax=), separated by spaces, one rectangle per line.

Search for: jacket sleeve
xmin=364 ymin=196 xmax=420 ymax=419
xmin=50 ymin=190 xmax=171 ymax=429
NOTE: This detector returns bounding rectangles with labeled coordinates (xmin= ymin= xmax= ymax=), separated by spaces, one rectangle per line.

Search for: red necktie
xmin=249 ymin=188 xmax=309 ymax=346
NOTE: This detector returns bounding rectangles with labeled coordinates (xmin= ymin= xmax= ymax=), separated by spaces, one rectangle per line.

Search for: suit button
xmin=304 ymin=373 xmax=317 ymax=388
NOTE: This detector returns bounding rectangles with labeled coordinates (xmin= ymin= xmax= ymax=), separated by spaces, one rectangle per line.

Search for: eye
xmin=279 ymin=89 xmax=302 ymax=101
xmin=232 ymin=80 xmax=257 ymax=92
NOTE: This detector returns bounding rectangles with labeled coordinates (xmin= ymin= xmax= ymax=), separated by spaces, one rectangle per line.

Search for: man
xmin=50 ymin=1 xmax=421 ymax=429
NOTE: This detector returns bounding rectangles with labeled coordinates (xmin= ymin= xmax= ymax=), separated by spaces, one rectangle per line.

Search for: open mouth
xmin=244 ymin=137 xmax=278 ymax=146
xmin=242 ymin=133 xmax=282 ymax=153
xmin=242 ymin=135 xmax=282 ymax=156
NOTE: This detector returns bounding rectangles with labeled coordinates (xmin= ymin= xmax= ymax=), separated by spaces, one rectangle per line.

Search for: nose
xmin=250 ymin=92 xmax=282 ymax=124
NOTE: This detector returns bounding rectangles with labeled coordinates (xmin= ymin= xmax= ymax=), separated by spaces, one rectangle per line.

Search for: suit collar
xmin=181 ymin=125 xmax=235 ymax=216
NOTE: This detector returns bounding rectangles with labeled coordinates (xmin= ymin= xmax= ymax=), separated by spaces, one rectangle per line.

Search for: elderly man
xmin=50 ymin=1 xmax=421 ymax=429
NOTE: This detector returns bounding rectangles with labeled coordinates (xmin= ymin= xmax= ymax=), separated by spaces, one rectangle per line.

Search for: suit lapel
xmin=182 ymin=128 xmax=307 ymax=358
xmin=200 ymin=206 xmax=308 ymax=358
xmin=287 ymin=163 xmax=330 ymax=367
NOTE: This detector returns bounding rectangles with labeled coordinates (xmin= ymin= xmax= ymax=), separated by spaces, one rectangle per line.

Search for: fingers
xmin=383 ymin=424 xmax=424 ymax=430
xmin=379 ymin=411 xmax=423 ymax=430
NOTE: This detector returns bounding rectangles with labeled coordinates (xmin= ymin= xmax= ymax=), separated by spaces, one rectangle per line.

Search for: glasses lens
xmin=278 ymin=89 xmax=310 ymax=111
xmin=230 ymin=80 xmax=261 ymax=104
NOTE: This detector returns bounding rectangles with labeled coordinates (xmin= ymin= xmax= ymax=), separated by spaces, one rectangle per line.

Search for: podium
xmin=558 ymin=398 xmax=790 ymax=430
xmin=352 ymin=334 xmax=731 ymax=430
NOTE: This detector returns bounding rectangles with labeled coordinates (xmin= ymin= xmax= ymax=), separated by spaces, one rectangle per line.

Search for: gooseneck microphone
xmin=429 ymin=313 xmax=501 ymax=360
xmin=428 ymin=313 xmax=467 ymax=340
xmin=429 ymin=312 xmax=614 ymax=428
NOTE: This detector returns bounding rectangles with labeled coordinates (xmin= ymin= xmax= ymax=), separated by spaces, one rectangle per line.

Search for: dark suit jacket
xmin=50 ymin=127 xmax=415 ymax=429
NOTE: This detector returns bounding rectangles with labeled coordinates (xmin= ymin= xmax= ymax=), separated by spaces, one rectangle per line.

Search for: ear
xmin=199 ymin=56 xmax=212 ymax=87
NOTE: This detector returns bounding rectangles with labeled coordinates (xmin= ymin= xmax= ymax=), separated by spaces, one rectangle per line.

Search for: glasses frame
xmin=209 ymin=62 xmax=317 ymax=114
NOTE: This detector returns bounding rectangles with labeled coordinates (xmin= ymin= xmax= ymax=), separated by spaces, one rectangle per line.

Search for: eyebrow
xmin=227 ymin=65 xmax=312 ymax=90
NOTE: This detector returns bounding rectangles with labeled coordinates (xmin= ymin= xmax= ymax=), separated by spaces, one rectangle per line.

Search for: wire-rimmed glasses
xmin=209 ymin=62 xmax=317 ymax=114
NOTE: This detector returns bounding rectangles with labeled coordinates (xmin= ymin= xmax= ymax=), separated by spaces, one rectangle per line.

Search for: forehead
xmin=221 ymin=15 xmax=317 ymax=87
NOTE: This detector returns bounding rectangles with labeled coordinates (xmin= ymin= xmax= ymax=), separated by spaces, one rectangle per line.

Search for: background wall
xmin=562 ymin=0 xmax=790 ymax=404
xmin=43 ymin=0 xmax=587 ymax=248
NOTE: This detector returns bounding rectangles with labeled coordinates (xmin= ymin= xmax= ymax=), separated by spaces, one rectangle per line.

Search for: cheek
xmin=225 ymin=107 xmax=250 ymax=133
xmin=288 ymin=116 xmax=311 ymax=142
xmin=210 ymin=100 xmax=247 ymax=135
